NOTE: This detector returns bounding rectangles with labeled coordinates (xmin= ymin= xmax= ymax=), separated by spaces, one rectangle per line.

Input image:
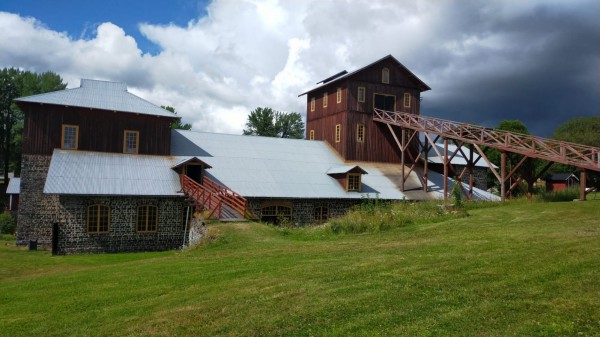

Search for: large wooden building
xmin=300 ymin=55 xmax=430 ymax=163
xmin=13 ymin=57 xmax=497 ymax=254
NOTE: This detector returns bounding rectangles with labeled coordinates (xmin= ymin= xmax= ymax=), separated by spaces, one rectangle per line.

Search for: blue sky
xmin=1 ymin=0 xmax=209 ymax=55
xmin=0 ymin=0 xmax=598 ymax=136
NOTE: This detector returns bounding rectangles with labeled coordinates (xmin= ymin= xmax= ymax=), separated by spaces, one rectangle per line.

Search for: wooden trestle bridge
xmin=373 ymin=109 xmax=600 ymax=201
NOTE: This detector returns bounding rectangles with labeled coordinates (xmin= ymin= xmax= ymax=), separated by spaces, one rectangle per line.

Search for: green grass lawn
xmin=1 ymin=201 xmax=599 ymax=336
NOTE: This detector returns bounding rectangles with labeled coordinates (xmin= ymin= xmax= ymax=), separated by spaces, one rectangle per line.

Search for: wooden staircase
xmin=180 ymin=174 xmax=256 ymax=221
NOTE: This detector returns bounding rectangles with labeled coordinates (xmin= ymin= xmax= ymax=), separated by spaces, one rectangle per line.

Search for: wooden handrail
xmin=202 ymin=176 xmax=255 ymax=219
xmin=180 ymin=175 xmax=222 ymax=219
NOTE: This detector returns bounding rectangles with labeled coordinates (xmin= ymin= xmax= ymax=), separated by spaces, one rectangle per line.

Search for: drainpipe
xmin=182 ymin=206 xmax=191 ymax=248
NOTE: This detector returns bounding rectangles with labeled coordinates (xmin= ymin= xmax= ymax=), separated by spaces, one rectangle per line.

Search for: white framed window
xmin=357 ymin=124 xmax=365 ymax=143
xmin=323 ymin=92 xmax=328 ymax=108
xmin=123 ymin=130 xmax=139 ymax=154
xmin=310 ymin=97 xmax=315 ymax=112
xmin=404 ymin=92 xmax=411 ymax=108
xmin=336 ymin=88 xmax=342 ymax=104
xmin=61 ymin=124 xmax=79 ymax=150
xmin=382 ymin=67 xmax=390 ymax=84
xmin=357 ymin=87 xmax=366 ymax=103
xmin=335 ymin=124 xmax=341 ymax=143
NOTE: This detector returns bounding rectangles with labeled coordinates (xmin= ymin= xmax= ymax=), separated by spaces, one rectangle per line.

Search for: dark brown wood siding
xmin=304 ymin=57 xmax=427 ymax=163
xmin=20 ymin=103 xmax=174 ymax=155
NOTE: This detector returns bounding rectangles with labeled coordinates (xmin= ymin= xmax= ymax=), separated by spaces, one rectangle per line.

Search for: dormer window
xmin=347 ymin=173 xmax=361 ymax=192
xmin=382 ymin=67 xmax=390 ymax=84
xmin=61 ymin=124 xmax=79 ymax=150
xmin=327 ymin=165 xmax=367 ymax=192
xmin=123 ymin=130 xmax=139 ymax=154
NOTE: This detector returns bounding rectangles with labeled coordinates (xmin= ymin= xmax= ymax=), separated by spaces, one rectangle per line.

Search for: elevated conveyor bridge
xmin=373 ymin=109 xmax=600 ymax=201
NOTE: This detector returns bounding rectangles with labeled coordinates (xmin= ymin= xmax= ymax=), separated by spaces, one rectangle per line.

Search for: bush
xmin=0 ymin=212 xmax=16 ymax=234
xmin=537 ymin=187 xmax=580 ymax=202
xmin=325 ymin=200 xmax=468 ymax=235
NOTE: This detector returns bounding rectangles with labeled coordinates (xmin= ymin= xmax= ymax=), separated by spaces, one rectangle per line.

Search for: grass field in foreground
xmin=1 ymin=201 xmax=599 ymax=336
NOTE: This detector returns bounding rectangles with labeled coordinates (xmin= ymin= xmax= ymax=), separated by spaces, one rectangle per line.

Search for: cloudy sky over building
xmin=1 ymin=0 xmax=598 ymax=136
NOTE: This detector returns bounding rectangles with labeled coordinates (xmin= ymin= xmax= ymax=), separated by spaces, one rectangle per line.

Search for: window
xmin=404 ymin=92 xmax=411 ymax=108
xmin=314 ymin=207 xmax=329 ymax=222
xmin=382 ymin=67 xmax=390 ymax=84
xmin=123 ymin=130 xmax=139 ymax=154
xmin=323 ymin=92 xmax=328 ymax=108
xmin=347 ymin=174 xmax=361 ymax=192
xmin=357 ymin=87 xmax=366 ymax=103
xmin=61 ymin=124 xmax=79 ymax=150
xmin=357 ymin=124 xmax=365 ymax=143
xmin=335 ymin=124 xmax=341 ymax=143
xmin=373 ymin=93 xmax=396 ymax=111
xmin=87 ymin=205 xmax=110 ymax=233
xmin=309 ymin=130 xmax=315 ymax=140
xmin=260 ymin=204 xmax=292 ymax=225
xmin=336 ymin=88 xmax=342 ymax=104
xmin=310 ymin=97 xmax=315 ymax=112
xmin=137 ymin=205 xmax=158 ymax=232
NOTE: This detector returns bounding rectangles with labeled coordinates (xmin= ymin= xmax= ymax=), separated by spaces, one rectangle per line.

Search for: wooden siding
xmin=19 ymin=103 xmax=174 ymax=155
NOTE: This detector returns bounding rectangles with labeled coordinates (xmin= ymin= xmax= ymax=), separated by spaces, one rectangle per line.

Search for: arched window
xmin=87 ymin=205 xmax=110 ymax=233
xmin=382 ymin=67 xmax=390 ymax=84
xmin=260 ymin=203 xmax=292 ymax=225
xmin=137 ymin=205 xmax=158 ymax=232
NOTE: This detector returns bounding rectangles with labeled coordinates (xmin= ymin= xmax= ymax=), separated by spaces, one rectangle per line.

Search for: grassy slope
xmin=0 ymin=201 xmax=599 ymax=337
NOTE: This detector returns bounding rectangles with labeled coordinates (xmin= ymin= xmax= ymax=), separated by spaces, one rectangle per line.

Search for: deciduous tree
xmin=243 ymin=107 xmax=304 ymax=139
xmin=0 ymin=69 xmax=66 ymax=186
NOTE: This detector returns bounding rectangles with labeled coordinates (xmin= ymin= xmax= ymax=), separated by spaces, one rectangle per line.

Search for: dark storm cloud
xmin=417 ymin=1 xmax=600 ymax=136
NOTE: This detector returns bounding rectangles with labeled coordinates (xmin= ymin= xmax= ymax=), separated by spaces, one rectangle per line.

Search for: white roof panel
xmin=44 ymin=150 xmax=184 ymax=196
xmin=15 ymin=79 xmax=176 ymax=118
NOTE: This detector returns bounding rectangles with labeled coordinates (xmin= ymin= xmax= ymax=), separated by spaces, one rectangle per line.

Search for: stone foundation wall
xmin=56 ymin=196 xmax=190 ymax=254
xmin=16 ymin=155 xmax=57 ymax=246
xmin=247 ymin=198 xmax=360 ymax=226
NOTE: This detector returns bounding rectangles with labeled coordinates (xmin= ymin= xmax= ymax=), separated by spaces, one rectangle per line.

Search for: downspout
xmin=182 ymin=206 xmax=190 ymax=249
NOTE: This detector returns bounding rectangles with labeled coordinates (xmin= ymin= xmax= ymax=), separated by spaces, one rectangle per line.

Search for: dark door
xmin=374 ymin=94 xmax=396 ymax=111
xmin=52 ymin=222 xmax=59 ymax=255
xmin=186 ymin=164 xmax=203 ymax=184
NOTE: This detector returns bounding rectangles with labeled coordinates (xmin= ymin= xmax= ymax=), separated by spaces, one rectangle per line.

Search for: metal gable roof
xmin=44 ymin=150 xmax=185 ymax=196
xmin=170 ymin=130 xmax=499 ymax=201
xmin=298 ymin=54 xmax=431 ymax=97
xmin=15 ymin=79 xmax=177 ymax=118
xmin=427 ymin=143 xmax=498 ymax=169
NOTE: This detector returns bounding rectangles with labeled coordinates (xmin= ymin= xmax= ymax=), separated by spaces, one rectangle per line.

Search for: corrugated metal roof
xmin=171 ymin=130 xmax=499 ymax=201
xmin=299 ymin=54 xmax=431 ymax=96
xmin=15 ymin=79 xmax=177 ymax=118
xmin=427 ymin=143 xmax=497 ymax=168
xmin=6 ymin=177 xmax=20 ymax=194
xmin=44 ymin=150 xmax=185 ymax=196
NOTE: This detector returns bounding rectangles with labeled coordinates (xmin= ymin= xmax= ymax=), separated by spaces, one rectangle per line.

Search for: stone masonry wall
xmin=248 ymin=198 xmax=360 ymax=226
xmin=16 ymin=155 xmax=58 ymax=246
xmin=56 ymin=196 xmax=190 ymax=254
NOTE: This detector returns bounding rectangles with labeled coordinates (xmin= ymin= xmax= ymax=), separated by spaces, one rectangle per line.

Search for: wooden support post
xmin=580 ymin=169 xmax=587 ymax=201
xmin=469 ymin=143 xmax=474 ymax=198
xmin=401 ymin=128 xmax=406 ymax=192
xmin=443 ymin=138 xmax=449 ymax=201
xmin=423 ymin=135 xmax=428 ymax=192
xmin=500 ymin=151 xmax=506 ymax=201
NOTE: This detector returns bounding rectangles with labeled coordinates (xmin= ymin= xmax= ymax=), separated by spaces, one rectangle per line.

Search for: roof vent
xmin=317 ymin=70 xmax=348 ymax=85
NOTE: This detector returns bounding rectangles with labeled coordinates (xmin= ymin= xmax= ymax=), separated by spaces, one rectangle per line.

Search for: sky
xmin=0 ymin=0 xmax=598 ymax=137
